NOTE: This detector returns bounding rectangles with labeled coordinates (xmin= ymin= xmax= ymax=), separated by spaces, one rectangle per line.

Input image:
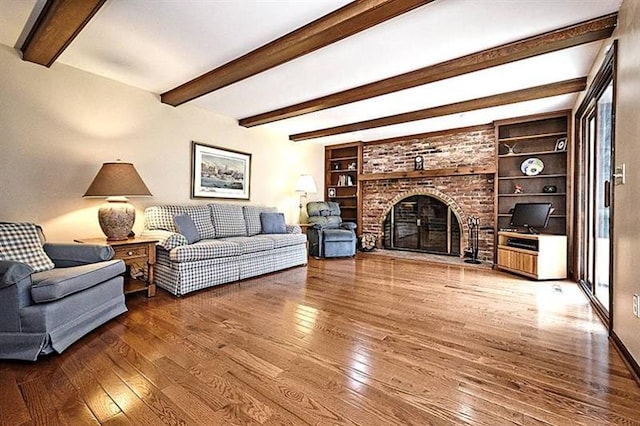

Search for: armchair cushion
xmin=43 ymin=243 xmax=114 ymax=268
xmin=0 ymin=260 xmax=33 ymax=288
xmin=340 ymin=222 xmax=357 ymax=231
xmin=0 ymin=223 xmax=54 ymax=273
xmin=173 ymin=214 xmax=201 ymax=244
xmin=30 ymin=260 xmax=125 ymax=303
xmin=322 ymin=229 xmax=356 ymax=242
xmin=260 ymin=212 xmax=287 ymax=234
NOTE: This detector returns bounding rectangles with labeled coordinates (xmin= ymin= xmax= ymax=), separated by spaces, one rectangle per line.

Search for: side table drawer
xmin=113 ymin=245 xmax=148 ymax=261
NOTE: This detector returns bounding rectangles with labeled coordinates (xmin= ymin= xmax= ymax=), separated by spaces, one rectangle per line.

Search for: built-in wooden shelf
xmin=498 ymin=213 xmax=566 ymax=218
xmin=498 ymin=173 xmax=567 ymax=180
xmin=359 ymin=165 xmax=496 ymax=182
xmin=498 ymin=150 xmax=565 ymax=158
xmin=494 ymin=111 xmax=571 ymax=258
xmin=499 ymin=193 xmax=566 ymax=197
xmin=325 ymin=142 xmax=363 ymax=231
xmin=497 ymin=131 xmax=566 ymax=143
xmin=330 ymin=155 xmax=358 ymax=161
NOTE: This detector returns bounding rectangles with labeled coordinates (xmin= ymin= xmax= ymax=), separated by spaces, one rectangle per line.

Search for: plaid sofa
xmin=141 ymin=204 xmax=307 ymax=296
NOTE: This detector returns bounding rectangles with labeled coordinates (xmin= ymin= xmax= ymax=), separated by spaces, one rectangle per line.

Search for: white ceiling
xmin=0 ymin=0 xmax=622 ymax=145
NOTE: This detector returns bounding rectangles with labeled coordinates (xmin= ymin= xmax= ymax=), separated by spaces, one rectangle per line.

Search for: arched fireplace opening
xmin=383 ymin=195 xmax=461 ymax=256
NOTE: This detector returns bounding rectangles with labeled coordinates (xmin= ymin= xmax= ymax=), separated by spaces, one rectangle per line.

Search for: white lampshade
xmin=295 ymin=174 xmax=318 ymax=194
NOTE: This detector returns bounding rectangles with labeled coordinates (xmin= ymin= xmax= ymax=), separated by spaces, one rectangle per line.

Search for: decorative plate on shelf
xmin=520 ymin=157 xmax=544 ymax=176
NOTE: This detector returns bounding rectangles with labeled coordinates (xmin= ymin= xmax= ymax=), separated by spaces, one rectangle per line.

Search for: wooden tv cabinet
xmin=496 ymin=231 xmax=567 ymax=280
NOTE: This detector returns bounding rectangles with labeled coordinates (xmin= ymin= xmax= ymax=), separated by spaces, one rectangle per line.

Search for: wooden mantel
xmin=358 ymin=165 xmax=496 ymax=181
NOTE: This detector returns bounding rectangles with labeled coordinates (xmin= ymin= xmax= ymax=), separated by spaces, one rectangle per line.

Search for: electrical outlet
xmin=634 ymin=294 xmax=639 ymax=318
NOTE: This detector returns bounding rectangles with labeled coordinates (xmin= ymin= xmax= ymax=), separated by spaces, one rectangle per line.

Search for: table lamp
xmin=83 ymin=161 xmax=152 ymax=240
xmin=295 ymin=174 xmax=318 ymax=209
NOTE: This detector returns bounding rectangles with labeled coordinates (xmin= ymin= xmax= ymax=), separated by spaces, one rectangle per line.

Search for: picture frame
xmin=191 ymin=141 xmax=251 ymax=199
xmin=328 ymin=187 xmax=336 ymax=198
xmin=554 ymin=137 xmax=567 ymax=152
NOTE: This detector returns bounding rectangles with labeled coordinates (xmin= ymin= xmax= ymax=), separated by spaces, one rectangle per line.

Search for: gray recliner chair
xmin=306 ymin=201 xmax=357 ymax=258
xmin=0 ymin=222 xmax=127 ymax=361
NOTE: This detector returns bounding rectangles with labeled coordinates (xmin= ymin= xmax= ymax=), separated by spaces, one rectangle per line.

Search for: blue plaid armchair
xmin=0 ymin=222 xmax=127 ymax=361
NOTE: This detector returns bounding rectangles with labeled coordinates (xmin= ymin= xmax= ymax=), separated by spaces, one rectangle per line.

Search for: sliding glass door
xmin=575 ymin=45 xmax=615 ymax=323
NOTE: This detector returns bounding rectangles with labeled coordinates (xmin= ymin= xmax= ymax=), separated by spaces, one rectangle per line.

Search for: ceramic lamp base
xmin=98 ymin=198 xmax=135 ymax=241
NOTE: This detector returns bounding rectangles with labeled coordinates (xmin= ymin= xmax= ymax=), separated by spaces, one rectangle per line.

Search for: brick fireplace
xmin=360 ymin=125 xmax=496 ymax=261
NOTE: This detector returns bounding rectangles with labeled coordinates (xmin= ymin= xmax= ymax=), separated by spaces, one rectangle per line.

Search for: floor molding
xmin=611 ymin=331 xmax=640 ymax=386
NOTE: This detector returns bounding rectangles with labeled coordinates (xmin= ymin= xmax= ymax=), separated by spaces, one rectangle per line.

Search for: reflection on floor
xmin=361 ymin=248 xmax=493 ymax=269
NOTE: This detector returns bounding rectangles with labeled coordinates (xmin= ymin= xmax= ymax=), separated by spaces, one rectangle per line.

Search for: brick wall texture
xmin=362 ymin=127 xmax=496 ymax=261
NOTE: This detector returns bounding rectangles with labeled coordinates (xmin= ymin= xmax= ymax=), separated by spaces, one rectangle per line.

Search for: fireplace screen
xmin=383 ymin=195 xmax=461 ymax=255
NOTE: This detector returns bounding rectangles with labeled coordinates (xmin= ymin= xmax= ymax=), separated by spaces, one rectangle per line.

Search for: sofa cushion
xmin=260 ymin=212 xmax=287 ymax=234
xmin=30 ymin=260 xmax=125 ymax=303
xmin=169 ymin=240 xmax=240 ymax=263
xmin=145 ymin=205 xmax=215 ymax=239
xmin=0 ymin=223 xmax=55 ymax=273
xmin=219 ymin=236 xmax=275 ymax=255
xmin=243 ymin=206 xmax=277 ymax=236
xmin=174 ymin=214 xmax=201 ymax=244
xmin=210 ymin=204 xmax=247 ymax=237
xmin=262 ymin=233 xmax=307 ymax=249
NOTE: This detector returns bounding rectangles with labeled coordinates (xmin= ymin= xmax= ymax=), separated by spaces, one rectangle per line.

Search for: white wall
xmin=0 ymin=45 xmax=325 ymax=241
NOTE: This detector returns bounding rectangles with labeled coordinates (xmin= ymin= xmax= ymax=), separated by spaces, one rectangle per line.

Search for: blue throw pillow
xmin=173 ymin=214 xmax=200 ymax=244
xmin=260 ymin=212 xmax=287 ymax=234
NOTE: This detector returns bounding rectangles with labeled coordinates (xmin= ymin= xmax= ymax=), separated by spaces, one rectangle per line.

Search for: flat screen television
xmin=509 ymin=202 xmax=553 ymax=234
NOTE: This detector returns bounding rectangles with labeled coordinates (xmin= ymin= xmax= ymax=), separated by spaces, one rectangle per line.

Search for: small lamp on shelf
xmin=295 ymin=174 xmax=318 ymax=209
xmin=83 ymin=161 xmax=152 ymax=241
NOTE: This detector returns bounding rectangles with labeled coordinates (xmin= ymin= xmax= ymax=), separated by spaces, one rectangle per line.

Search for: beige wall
xmin=575 ymin=0 xmax=640 ymax=368
xmin=611 ymin=0 xmax=640 ymax=367
xmin=0 ymin=45 xmax=324 ymax=241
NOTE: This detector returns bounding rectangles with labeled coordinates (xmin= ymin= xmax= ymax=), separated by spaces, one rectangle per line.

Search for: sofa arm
xmin=141 ymin=230 xmax=189 ymax=250
xmin=340 ymin=222 xmax=357 ymax=231
xmin=44 ymin=243 xmax=114 ymax=267
xmin=0 ymin=260 xmax=34 ymax=288
xmin=286 ymin=225 xmax=302 ymax=234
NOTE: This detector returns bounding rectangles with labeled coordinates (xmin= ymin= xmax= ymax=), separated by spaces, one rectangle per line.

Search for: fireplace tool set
xmin=464 ymin=216 xmax=481 ymax=264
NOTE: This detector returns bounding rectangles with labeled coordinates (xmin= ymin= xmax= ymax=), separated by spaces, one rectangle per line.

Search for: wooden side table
xmin=298 ymin=224 xmax=313 ymax=235
xmin=298 ymin=224 xmax=313 ymax=252
xmin=75 ymin=237 xmax=158 ymax=297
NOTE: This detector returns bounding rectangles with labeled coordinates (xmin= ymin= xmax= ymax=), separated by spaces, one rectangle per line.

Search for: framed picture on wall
xmin=554 ymin=137 xmax=568 ymax=152
xmin=191 ymin=141 xmax=251 ymax=199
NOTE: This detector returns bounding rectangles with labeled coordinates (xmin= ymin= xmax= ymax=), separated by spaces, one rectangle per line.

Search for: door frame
xmin=573 ymin=41 xmax=617 ymax=329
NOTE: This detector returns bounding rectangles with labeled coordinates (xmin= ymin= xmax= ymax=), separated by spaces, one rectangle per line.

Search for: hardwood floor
xmin=1 ymin=255 xmax=639 ymax=425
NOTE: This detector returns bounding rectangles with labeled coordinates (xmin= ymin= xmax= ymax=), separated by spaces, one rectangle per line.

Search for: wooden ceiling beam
xmin=161 ymin=0 xmax=433 ymax=107
xmin=289 ymin=77 xmax=587 ymax=141
xmin=242 ymin=13 xmax=616 ymax=127
xmin=20 ymin=0 xmax=106 ymax=67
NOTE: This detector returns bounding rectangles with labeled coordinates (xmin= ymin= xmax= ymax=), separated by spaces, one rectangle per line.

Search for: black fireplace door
xmin=384 ymin=195 xmax=460 ymax=255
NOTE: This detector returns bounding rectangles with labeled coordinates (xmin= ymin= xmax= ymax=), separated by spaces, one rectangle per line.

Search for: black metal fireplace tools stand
xmin=464 ymin=216 xmax=481 ymax=264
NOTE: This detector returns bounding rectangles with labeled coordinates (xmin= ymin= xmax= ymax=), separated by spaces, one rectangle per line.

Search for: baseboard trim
xmin=574 ymin=281 xmax=639 ymax=386
xmin=611 ymin=331 xmax=640 ymax=386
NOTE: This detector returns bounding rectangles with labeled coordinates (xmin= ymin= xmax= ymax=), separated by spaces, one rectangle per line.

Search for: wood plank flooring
xmin=1 ymin=255 xmax=639 ymax=425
